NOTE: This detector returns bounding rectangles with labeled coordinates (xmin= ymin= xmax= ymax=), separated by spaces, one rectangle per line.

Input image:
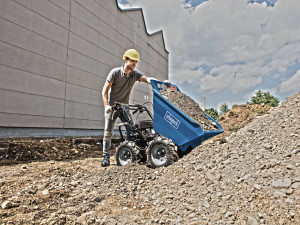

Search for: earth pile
xmin=212 ymin=103 xmax=272 ymax=143
xmin=0 ymin=91 xmax=300 ymax=224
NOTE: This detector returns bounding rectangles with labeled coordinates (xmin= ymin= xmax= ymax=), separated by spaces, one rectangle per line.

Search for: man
xmin=101 ymin=49 xmax=154 ymax=167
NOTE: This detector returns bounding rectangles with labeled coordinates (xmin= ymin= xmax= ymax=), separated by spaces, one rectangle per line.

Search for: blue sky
xmin=118 ymin=0 xmax=300 ymax=109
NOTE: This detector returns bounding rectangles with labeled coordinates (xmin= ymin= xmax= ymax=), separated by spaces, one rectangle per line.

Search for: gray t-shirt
xmin=107 ymin=67 xmax=142 ymax=105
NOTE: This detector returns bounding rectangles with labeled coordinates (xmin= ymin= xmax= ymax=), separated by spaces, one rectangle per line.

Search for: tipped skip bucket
xmin=151 ymin=80 xmax=223 ymax=152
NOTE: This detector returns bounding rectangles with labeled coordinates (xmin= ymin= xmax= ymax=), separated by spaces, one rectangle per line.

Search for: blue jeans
xmin=103 ymin=106 xmax=133 ymax=158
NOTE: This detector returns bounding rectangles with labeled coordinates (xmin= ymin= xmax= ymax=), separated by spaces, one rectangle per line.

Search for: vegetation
xmin=204 ymin=108 xmax=220 ymax=120
xmin=203 ymin=90 xmax=279 ymax=120
xmin=204 ymin=103 xmax=231 ymax=120
xmin=248 ymin=90 xmax=279 ymax=107
xmin=220 ymin=103 xmax=230 ymax=116
xmin=232 ymin=104 xmax=238 ymax=109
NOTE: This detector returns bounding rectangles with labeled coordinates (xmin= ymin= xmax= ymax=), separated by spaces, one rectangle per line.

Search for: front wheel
xmin=146 ymin=137 xmax=178 ymax=168
xmin=116 ymin=141 xmax=140 ymax=166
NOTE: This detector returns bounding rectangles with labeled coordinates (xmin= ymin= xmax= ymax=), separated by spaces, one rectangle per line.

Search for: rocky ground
xmin=1 ymin=91 xmax=300 ymax=224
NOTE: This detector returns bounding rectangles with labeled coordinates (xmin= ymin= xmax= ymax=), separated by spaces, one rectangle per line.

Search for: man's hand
xmin=105 ymin=105 xmax=112 ymax=114
xmin=163 ymin=80 xmax=171 ymax=87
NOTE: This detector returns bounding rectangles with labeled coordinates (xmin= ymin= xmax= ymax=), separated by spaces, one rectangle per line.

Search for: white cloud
xmin=280 ymin=69 xmax=300 ymax=92
xmin=119 ymin=0 xmax=300 ymax=105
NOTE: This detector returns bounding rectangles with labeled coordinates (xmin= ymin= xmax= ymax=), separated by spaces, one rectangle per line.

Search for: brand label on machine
xmin=164 ymin=111 xmax=180 ymax=129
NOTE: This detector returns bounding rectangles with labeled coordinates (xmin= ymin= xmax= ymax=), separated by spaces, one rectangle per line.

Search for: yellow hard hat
xmin=123 ymin=49 xmax=140 ymax=61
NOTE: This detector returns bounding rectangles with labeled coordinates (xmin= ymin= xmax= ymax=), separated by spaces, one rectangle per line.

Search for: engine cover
xmin=137 ymin=120 xmax=153 ymax=129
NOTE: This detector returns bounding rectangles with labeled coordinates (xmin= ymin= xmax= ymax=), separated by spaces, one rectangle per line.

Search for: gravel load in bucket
xmin=160 ymin=89 xmax=218 ymax=131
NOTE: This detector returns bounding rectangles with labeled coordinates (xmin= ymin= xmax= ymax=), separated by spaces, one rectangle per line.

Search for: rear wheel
xmin=146 ymin=137 xmax=178 ymax=168
xmin=116 ymin=141 xmax=140 ymax=166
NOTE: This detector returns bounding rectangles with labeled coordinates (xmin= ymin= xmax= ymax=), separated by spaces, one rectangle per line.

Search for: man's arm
xmin=102 ymin=80 xmax=112 ymax=107
xmin=140 ymin=75 xmax=160 ymax=84
xmin=140 ymin=75 xmax=150 ymax=84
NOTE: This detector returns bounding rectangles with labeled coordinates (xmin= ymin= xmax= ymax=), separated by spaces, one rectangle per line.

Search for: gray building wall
xmin=0 ymin=0 xmax=168 ymax=137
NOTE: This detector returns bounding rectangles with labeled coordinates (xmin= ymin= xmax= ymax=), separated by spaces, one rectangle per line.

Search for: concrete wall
xmin=0 ymin=0 xmax=168 ymax=137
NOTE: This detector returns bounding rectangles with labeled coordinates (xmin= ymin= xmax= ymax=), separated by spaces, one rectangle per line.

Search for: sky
xmin=117 ymin=0 xmax=300 ymax=109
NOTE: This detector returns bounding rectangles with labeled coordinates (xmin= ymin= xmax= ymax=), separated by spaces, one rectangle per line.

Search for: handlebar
xmin=112 ymin=102 xmax=153 ymax=120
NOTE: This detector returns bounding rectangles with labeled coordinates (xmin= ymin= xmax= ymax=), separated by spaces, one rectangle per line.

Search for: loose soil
xmin=1 ymin=91 xmax=300 ymax=224
xmin=0 ymin=138 xmax=121 ymax=167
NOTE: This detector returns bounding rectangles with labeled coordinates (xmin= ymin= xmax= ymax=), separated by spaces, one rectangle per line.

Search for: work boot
xmin=101 ymin=157 xmax=110 ymax=167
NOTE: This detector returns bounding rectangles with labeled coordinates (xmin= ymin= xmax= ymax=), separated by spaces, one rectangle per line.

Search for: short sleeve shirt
xmin=107 ymin=67 xmax=142 ymax=105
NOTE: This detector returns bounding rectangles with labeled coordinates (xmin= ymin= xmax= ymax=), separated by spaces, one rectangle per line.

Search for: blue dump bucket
xmin=151 ymin=80 xmax=223 ymax=152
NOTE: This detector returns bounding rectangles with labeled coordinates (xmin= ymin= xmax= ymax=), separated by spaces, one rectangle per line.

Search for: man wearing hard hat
xmin=101 ymin=49 xmax=155 ymax=167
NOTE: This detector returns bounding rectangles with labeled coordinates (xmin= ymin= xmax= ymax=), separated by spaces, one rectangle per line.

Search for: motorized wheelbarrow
xmin=114 ymin=80 xmax=224 ymax=168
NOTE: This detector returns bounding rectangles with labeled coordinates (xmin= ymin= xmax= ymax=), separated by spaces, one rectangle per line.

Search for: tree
xmin=220 ymin=103 xmax=230 ymax=116
xmin=249 ymin=90 xmax=279 ymax=107
xmin=232 ymin=104 xmax=238 ymax=109
xmin=204 ymin=108 xmax=219 ymax=120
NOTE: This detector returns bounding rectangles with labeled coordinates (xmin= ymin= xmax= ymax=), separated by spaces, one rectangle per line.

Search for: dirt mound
xmin=0 ymin=137 xmax=121 ymax=166
xmin=1 ymin=91 xmax=300 ymax=224
xmin=212 ymin=104 xmax=272 ymax=142
xmin=160 ymin=89 xmax=218 ymax=130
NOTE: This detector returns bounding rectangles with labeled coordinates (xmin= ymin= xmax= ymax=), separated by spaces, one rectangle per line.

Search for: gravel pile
xmin=1 ymin=91 xmax=300 ymax=224
xmin=146 ymin=91 xmax=300 ymax=224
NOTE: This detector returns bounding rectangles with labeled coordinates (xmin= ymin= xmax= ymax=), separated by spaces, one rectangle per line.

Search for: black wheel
xmin=116 ymin=141 xmax=140 ymax=166
xmin=146 ymin=137 xmax=178 ymax=168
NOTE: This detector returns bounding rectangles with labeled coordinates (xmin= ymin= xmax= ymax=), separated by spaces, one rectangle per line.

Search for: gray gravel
xmin=160 ymin=89 xmax=218 ymax=130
